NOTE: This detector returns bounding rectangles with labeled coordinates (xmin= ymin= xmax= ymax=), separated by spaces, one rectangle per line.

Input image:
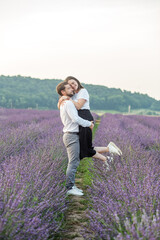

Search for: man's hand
xmin=89 ymin=121 xmax=94 ymax=130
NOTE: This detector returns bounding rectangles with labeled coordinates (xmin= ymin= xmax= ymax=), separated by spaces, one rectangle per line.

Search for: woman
xmin=58 ymin=76 xmax=122 ymax=165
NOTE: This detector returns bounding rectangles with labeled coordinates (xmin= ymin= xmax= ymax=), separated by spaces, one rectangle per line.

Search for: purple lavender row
xmin=0 ymin=108 xmax=60 ymax=130
xmin=0 ymin=110 xmax=62 ymax=163
xmin=96 ymin=113 xmax=160 ymax=150
xmin=91 ymin=112 xmax=100 ymax=121
xmin=0 ymin=109 xmax=67 ymax=239
xmin=126 ymin=115 xmax=160 ymax=132
xmin=86 ymin=113 xmax=160 ymax=239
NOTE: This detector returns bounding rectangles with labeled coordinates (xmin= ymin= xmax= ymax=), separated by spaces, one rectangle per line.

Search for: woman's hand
xmin=89 ymin=121 xmax=94 ymax=130
xmin=60 ymin=96 xmax=70 ymax=102
xmin=57 ymin=96 xmax=70 ymax=109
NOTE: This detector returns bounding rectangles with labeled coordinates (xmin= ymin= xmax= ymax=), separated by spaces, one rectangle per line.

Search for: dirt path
xmin=56 ymin=120 xmax=100 ymax=240
xmin=61 ymin=176 xmax=94 ymax=240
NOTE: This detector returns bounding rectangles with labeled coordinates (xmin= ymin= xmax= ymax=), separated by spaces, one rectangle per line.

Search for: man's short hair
xmin=56 ymin=82 xmax=69 ymax=96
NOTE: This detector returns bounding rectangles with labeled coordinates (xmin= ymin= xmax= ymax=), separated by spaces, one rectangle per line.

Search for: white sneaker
xmin=107 ymin=142 xmax=122 ymax=156
xmin=107 ymin=155 xmax=114 ymax=163
xmin=67 ymin=187 xmax=84 ymax=196
xmin=72 ymin=185 xmax=83 ymax=192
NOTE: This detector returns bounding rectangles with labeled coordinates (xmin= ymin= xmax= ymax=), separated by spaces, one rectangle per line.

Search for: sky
xmin=0 ymin=0 xmax=160 ymax=100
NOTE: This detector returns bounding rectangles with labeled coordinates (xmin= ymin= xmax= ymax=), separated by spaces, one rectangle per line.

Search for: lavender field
xmin=0 ymin=109 xmax=67 ymax=239
xmin=0 ymin=109 xmax=160 ymax=239
xmin=88 ymin=113 xmax=160 ymax=239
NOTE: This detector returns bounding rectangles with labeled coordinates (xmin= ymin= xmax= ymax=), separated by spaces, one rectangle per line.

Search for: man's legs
xmin=63 ymin=133 xmax=80 ymax=190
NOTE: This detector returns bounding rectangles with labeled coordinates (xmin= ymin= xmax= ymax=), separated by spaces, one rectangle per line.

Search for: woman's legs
xmin=92 ymin=146 xmax=109 ymax=161
xmin=94 ymin=142 xmax=122 ymax=157
xmin=94 ymin=146 xmax=109 ymax=154
xmin=92 ymin=151 xmax=107 ymax=161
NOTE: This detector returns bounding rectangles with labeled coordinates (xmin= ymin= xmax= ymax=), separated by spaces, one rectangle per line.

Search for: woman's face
xmin=68 ymin=79 xmax=78 ymax=91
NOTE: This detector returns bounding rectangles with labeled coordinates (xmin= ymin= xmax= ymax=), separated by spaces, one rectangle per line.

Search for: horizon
xmin=1 ymin=74 xmax=159 ymax=101
xmin=0 ymin=0 xmax=160 ymax=100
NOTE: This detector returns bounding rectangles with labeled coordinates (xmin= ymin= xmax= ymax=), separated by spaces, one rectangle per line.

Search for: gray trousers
xmin=63 ymin=133 xmax=80 ymax=190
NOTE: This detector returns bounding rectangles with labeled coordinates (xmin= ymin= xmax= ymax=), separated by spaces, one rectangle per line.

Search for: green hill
xmin=0 ymin=75 xmax=159 ymax=112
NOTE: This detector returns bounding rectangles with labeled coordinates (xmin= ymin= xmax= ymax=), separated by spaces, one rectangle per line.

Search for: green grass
xmin=92 ymin=109 xmax=122 ymax=115
xmin=77 ymin=119 xmax=100 ymax=187
xmin=92 ymin=109 xmax=160 ymax=116
xmin=125 ymin=109 xmax=160 ymax=116
xmin=54 ymin=119 xmax=100 ymax=239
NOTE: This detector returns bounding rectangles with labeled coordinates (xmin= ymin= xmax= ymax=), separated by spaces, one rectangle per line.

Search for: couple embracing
xmin=56 ymin=76 xmax=122 ymax=196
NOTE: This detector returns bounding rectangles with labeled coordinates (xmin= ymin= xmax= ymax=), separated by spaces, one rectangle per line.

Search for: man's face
xmin=62 ymin=84 xmax=74 ymax=97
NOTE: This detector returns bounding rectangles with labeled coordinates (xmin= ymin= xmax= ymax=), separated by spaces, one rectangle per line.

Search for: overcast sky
xmin=0 ymin=0 xmax=160 ymax=100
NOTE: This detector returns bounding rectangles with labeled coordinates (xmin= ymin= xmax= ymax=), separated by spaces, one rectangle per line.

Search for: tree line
xmin=0 ymin=75 xmax=159 ymax=112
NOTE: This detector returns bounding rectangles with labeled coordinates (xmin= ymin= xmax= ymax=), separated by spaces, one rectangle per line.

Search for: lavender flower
xmin=0 ymin=109 xmax=67 ymax=239
xmin=86 ymin=113 xmax=160 ymax=239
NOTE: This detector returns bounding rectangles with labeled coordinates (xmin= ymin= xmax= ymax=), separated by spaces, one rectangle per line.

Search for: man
xmin=56 ymin=82 xmax=94 ymax=196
